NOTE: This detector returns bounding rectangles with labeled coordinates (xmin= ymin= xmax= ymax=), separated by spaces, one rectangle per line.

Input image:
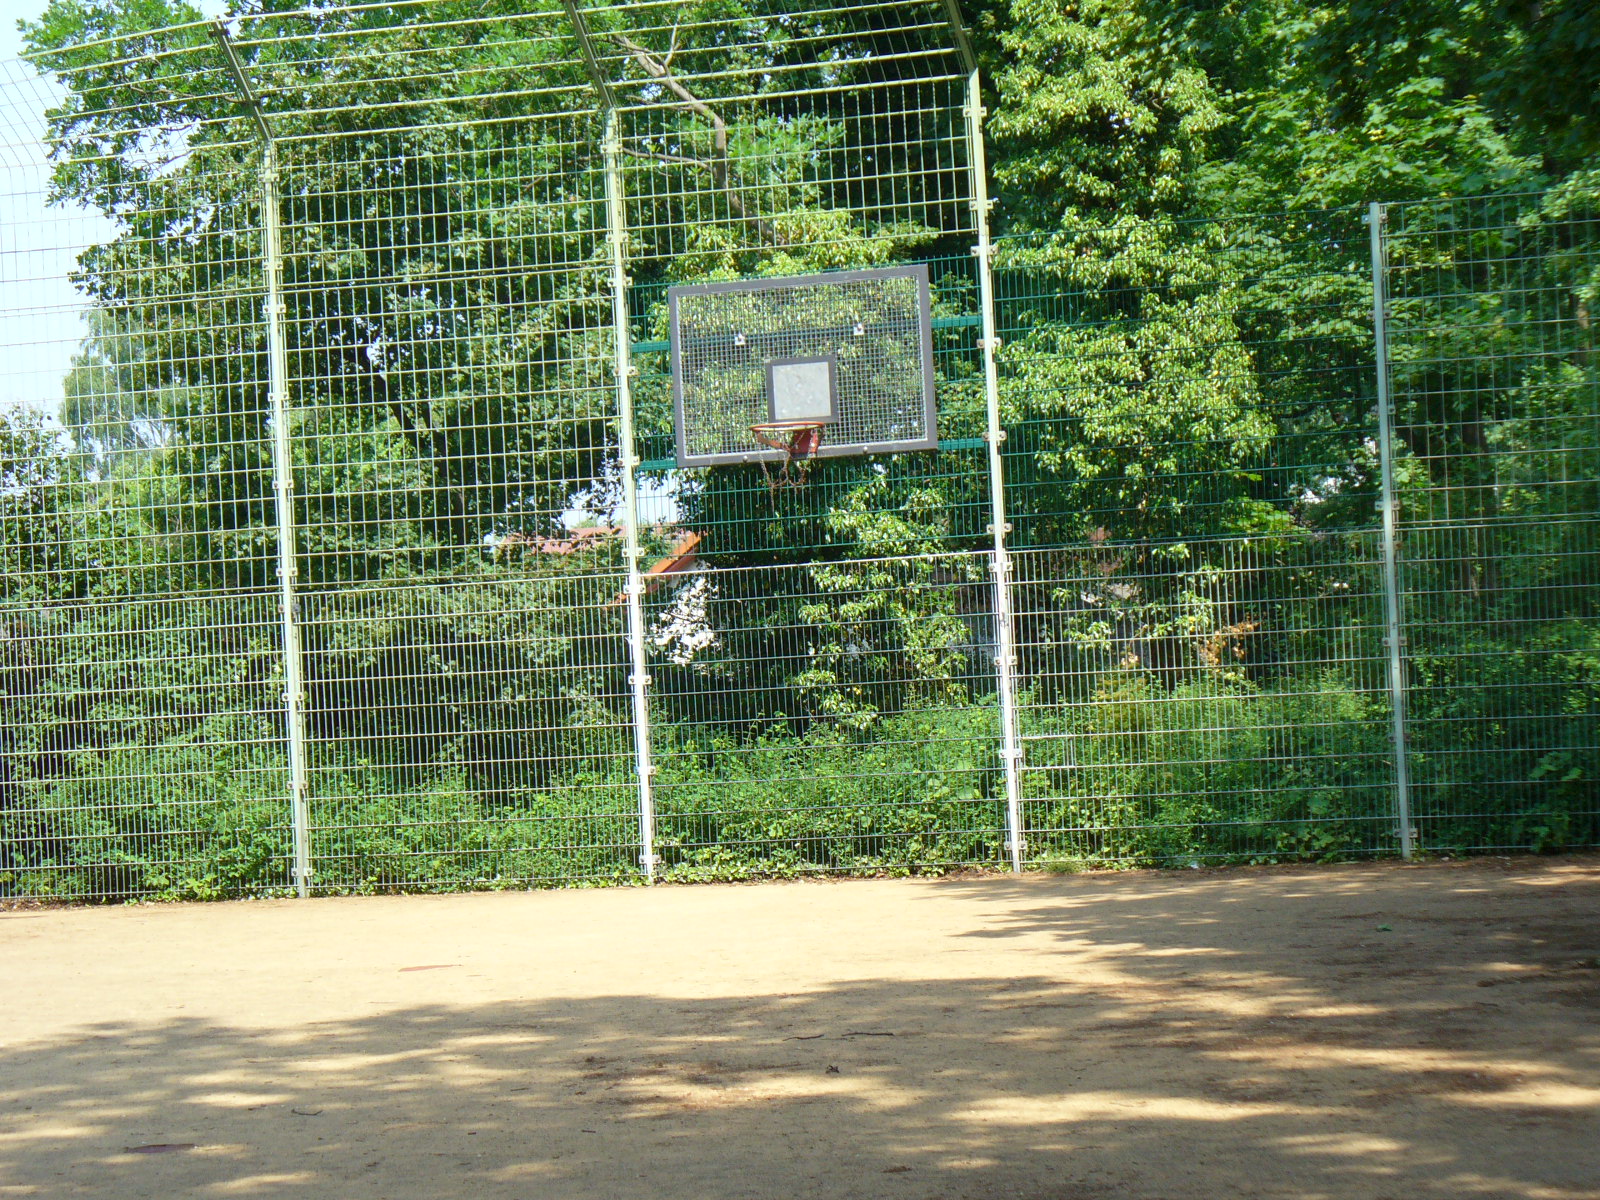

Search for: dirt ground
xmin=2 ymin=858 xmax=1598 ymax=1200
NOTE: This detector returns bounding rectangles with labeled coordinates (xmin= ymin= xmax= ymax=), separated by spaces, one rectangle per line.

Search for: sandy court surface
xmin=2 ymin=859 xmax=1598 ymax=1200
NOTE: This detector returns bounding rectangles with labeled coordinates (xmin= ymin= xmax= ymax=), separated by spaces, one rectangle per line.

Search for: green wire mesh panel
xmin=670 ymin=266 xmax=936 ymax=465
xmin=994 ymin=209 xmax=1405 ymax=865
xmin=1382 ymin=192 xmax=1600 ymax=854
xmin=1013 ymin=535 xmax=1398 ymax=865
xmin=300 ymin=573 xmax=641 ymax=891
xmin=0 ymin=45 xmax=297 ymax=901
xmin=643 ymin=551 xmax=1009 ymax=876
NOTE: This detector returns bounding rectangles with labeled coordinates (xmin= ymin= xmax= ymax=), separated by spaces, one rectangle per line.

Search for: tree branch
xmin=609 ymin=32 xmax=780 ymax=245
xmin=619 ymin=146 xmax=705 ymax=170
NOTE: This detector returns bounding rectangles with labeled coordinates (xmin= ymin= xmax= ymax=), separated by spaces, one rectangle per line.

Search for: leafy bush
xmin=1021 ymin=672 xmax=1395 ymax=865
xmin=652 ymin=706 xmax=1008 ymax=879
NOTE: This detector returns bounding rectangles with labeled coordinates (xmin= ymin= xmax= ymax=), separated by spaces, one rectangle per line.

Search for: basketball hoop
xmin=749 ymin=419 xmax=826 ymax=498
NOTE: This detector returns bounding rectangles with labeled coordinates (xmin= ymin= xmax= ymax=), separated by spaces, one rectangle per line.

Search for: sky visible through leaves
xmin=0 ymin=0 xmax=223 ymax=417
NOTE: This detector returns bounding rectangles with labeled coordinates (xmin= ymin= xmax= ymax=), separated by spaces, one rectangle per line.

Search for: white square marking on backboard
xmin=769 ymin=358 xmax=835 ymax=422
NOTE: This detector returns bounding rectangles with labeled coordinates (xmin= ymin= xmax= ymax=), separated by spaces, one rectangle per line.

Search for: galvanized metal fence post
xmin=214 ymin=22 xmax=314 ymax=895
xmin=599 ymin=104 xmax=659 ymax=883
xmin=262 ymin=145 xmax=315 ymax=896
xmin=963 ymin=68 xmax=1026 ymax=873
xmin=1367 ymin=201 xmax=1414 ymax=860
xmin=561 ymin=1 xmax=659 ymax=881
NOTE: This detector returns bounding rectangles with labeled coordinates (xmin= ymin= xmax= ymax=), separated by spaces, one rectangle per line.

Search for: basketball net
xmin=749 ymin=420 xmax=826 ymax=499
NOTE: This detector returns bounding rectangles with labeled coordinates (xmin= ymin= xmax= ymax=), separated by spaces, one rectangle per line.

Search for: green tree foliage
xmin=1296 ymin=0 xmax=1600 ymax=173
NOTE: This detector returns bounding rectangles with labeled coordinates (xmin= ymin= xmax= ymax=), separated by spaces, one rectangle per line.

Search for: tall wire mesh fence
xmin=0 ymin=3 xmax=1594 ymax=901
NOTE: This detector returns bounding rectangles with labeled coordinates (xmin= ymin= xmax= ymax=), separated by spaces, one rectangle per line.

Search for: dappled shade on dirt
xmin=2 ymin=858 xmax=1597 ymax=1199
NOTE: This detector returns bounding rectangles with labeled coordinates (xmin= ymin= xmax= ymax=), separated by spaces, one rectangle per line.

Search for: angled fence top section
xmin=14 ymin=0 xmax=970 ymax=155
